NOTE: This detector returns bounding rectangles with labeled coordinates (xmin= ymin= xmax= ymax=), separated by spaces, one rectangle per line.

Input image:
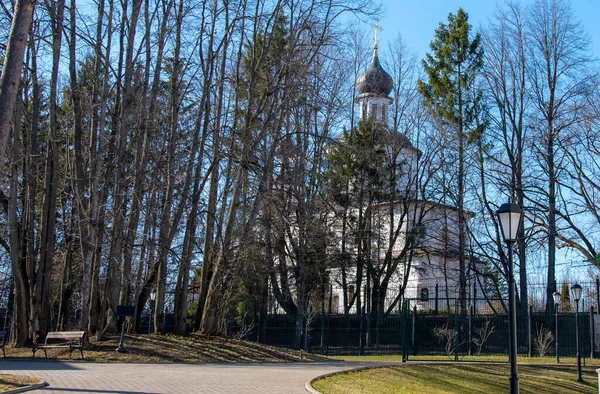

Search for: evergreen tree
xmin=325 ymin=119 xmax=388 ymax=315
xmin=417 ymin=8 xmax=483 ymax=312
xmin=560 ymin=282 xmax=571 ymax=312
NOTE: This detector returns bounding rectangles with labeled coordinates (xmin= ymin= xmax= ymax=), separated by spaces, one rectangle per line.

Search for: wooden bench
xmin=32 ymin=331 xmax=85 ymax=359
xmin=0 ymin=331 xmax=7 ymax=357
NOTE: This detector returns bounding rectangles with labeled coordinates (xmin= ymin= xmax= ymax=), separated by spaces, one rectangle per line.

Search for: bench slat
xmin=46 ymin=331 xmax=85 ymax=340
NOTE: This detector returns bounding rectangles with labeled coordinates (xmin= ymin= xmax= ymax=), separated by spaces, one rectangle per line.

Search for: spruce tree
xmin=417 ymin=8 xmax=483 ymax=312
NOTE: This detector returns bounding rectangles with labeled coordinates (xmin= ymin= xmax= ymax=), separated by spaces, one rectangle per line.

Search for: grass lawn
xmin=332 ymin=354 xmax=600 ymax=365
xmin=312 ymin=362 xmax=600 ymax=394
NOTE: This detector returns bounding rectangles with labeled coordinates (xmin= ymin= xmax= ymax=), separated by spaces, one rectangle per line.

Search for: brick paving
xmin=0 ymin=360 xmax=364 ymax=393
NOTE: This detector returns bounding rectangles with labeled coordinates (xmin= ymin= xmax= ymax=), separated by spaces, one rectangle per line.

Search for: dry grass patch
xmin=0 ymin=374 xmax=44 ymax=392
xmin=4 ymin=333 xmax=328 ymax=363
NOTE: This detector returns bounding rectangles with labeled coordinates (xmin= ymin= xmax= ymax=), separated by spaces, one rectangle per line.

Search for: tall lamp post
xmin=149 ymin=289 xmax=156 ymax=334
xmin=571 ymin=283 xmax=583 ymax=382
xmin=553 ymin=291 xmax=561 ymax=363
xmin=496 ymin=201 xmax=523 ymax=394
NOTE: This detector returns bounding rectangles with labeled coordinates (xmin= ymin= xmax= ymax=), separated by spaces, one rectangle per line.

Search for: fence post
xmin=365 ymin=285 xmax=370 ymax=349
xmin=473 ymin=286 xmax=477 ymax=315
xmin=402 ymin=299 xmax=409 ymax=362
xmin=359 ymin=305 xmax=365 ymax=356
xmin=412 ymin=306 xmax=417 ymax=356
xmin=435 ymin=283 xmax=439 ymax=314
xmin=468 ymin=305 xmax=473 ymax=356
xmin=306 ymin=306 xmax=311 ymax=353
xmin=398 ymin=296 xmax=402 ymax=355
xmin=256 ymin=309 xmax=261 ymax=344
xmin=528 ymin=305 xmax=533 ymax=357
xmin=590 ymin=306 xmax=595 ymax=359
xmin=582 ymin=298 xmax=586 ymax=364
xmin=327 ymin=285 xmax=332 ymax=356
xmin=454 ymin=297 xmax=459 ymax=362
xmin=253 ymin=297 xmax=259 ymax=343
xmin=596 ymin=278 xmax=600 ymax=312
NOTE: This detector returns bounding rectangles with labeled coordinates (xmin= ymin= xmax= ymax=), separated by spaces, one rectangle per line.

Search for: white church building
xmin=325 ymin=39 xmax=485 ymax=313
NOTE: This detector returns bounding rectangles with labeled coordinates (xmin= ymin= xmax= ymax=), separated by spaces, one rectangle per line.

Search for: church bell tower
xmin=355 ymin=22 xmax=394 ymax=126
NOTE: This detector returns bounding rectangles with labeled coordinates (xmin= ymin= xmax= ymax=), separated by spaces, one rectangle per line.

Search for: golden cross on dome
xmin=372 ymin=20 xmax=382 ymax=49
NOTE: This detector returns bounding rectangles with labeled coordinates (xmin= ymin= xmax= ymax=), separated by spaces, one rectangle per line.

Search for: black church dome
xmin=356 ymin=48 xmax=393 ymax=97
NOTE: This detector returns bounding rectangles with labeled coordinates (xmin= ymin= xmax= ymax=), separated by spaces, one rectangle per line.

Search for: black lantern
xmin=553 ymin=291 xmax=561 ymax=363
xmin=496 ymin=202 xmax=523 ymax=243
xmin=571 ymin=283 xmax=583 ymax=382
xmin=496 ymin=201 xmax=523 ymax=394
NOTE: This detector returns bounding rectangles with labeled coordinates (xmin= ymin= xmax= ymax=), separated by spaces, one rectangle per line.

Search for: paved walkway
xmin=0 ymin=360 xmax=364 ymax=393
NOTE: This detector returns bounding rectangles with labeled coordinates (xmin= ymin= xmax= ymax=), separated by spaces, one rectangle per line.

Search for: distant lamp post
xmin=496 ymin=201 xmax=523 ymax=394
xmin=553 ymin=291 xmax=561 ymax=363
xmin=149 ymin=289 xmax=156 ymax=334
xmin=571 ymin=283 xmax=583 ymax=382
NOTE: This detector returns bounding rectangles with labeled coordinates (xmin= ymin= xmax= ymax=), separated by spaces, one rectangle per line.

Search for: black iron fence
xmin=2 ymin=281 xmax=599 ymax=361
xmin=226 ymin=296 xmax=599 ymax=361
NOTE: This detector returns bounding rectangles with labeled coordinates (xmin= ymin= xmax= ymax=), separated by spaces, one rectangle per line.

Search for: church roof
xmin=372 ymin=199 xmax=476 ymax=219
xmin=388 ymin=130 xmax=418 ymax=152
xmin=356 ymin=47 xmax=393 ymax=97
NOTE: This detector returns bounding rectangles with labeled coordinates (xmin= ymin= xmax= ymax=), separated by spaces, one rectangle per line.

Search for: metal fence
xmin=2 ymin=279 xmax=599 ymax=361
xmin=227 ymin=296 xmax=599 ymax=361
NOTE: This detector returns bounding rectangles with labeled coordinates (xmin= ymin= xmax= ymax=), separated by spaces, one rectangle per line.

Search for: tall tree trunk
xmin=8 ymin=93 xmax=29 ymax=346
xmin=86 ymin=0 xmax=113 ymax=337
xmin=0 ymin=0 xmax=36 ymax=163
xmin=101 ymin=0 xmax=143 ymax=335
xmin=32 ymin=0 xmax=64 ymax=337
xmin=69 ymin=0 xmax=96 ymax=337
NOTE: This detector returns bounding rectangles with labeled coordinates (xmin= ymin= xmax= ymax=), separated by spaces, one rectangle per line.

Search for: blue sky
xmin=372 ymin=1 xmax=599 ymax=281
xmin=376 ymin=0 xmax=599 ymax=60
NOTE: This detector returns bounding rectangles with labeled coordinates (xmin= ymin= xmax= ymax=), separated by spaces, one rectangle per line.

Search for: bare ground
xmin=4 ymin=333 xmax=327 ymax=363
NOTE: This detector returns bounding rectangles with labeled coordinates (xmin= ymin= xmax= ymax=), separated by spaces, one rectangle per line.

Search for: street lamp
xmin=553 ymin=291 xmax=561 ymax=363
xmin=496 ymin=201 xmax=523 ymax=394
xmin=571 ymin=283 xmax=583 ymax=382
xmin=149 ymin=289 xmax=156 ymax=334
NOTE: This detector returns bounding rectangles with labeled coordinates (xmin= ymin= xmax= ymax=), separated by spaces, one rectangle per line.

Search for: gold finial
xmin=372 ymin=20 xmax=382 ymax=50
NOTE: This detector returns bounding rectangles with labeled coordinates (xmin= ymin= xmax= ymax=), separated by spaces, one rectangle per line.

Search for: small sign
xmin=116 ymin=305 xmax=135 ymax=317
xmin=596 ymin=253 xmax=600 ymax=264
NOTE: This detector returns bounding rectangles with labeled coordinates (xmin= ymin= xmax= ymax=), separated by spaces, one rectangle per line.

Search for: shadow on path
xmin=40 ymin=388 xmax=159 ymax=394
xmin=0 ymin=359 xmax=82 ymax=371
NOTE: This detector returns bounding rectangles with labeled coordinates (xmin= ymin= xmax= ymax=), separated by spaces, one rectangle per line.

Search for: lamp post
xmin=553 ymin=291 xmax=561 ymax=363
xmin=496 ymin=201 xmax=523 ymax=394
xmin=571 ymin=283 xmax=583 ymax=382
xmin=149 ymin=289 xmax=156 ymax=334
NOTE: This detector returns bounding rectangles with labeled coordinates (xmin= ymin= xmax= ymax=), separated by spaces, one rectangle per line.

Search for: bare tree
xmin=526 ymin=0 xmax=592 ymax=311
xmin=480 ymin=2 xmax=531 ymax=314
xmin=554 ymin=81 xmax=600 ymax=266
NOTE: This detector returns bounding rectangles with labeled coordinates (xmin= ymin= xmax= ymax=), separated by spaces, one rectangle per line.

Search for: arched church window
xmin=420 ymin=288 xmax=429 ymax=301
xmin=371 ymin=104 xmax=378 ymax=119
